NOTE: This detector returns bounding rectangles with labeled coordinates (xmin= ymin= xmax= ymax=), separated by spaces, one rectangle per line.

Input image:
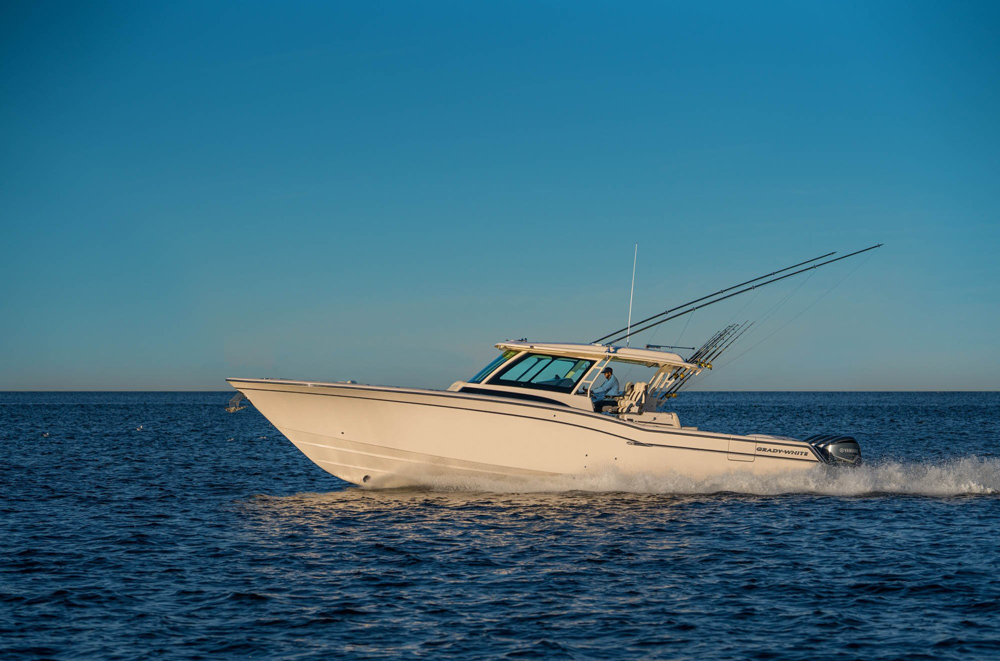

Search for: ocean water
xmin=2 ymin=391 xmax=999 ymax=659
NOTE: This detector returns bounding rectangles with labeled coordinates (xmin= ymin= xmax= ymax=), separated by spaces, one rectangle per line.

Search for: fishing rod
xmin=664 ymin=321 xmax=756 ymax=397
xmin=689 ymin=325 xmax=736 ymax=365
xmin=592 ymin=250 xmax=836 ymax=344
xmin=693 ymin=323 xmax=744 ymax=365
xmin=602 ymin=244 xmax=883 ymax=345
xmin=660 ymin=325 xmax=735 ymax=398
xmin=702 ymin=321 xmax=753 ymax=367
xmin=656 ymin=325 xmax=739 ymax=399
xmin=646 ymin=344 xmax=696 ymax=351
xmin=686 ymin=325 xmax=731 ymax=364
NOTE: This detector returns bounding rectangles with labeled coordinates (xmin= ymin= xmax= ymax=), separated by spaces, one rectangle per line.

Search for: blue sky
xmin=1 ymin=1 xmax=998 ymax=391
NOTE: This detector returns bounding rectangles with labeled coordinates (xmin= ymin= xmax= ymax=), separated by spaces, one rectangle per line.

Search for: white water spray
xmin=375 ymin=457 xmax=1000 ymax=497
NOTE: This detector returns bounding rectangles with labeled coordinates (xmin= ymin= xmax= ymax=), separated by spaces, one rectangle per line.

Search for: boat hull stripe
xmin=234 ymin=383 xmax=823 ymax=464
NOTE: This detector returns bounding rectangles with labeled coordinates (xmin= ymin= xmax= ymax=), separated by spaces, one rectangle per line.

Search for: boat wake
xmin=395 ymin=456 xmax=1000 ymax=497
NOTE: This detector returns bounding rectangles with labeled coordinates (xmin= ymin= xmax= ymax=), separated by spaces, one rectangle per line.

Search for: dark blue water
xmin=2 ymin=392 xmax=999 ymax=659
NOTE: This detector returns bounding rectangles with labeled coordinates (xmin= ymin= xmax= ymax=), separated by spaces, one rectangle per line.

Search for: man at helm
xmin=590 ymin=366 xmax=621 ymax=411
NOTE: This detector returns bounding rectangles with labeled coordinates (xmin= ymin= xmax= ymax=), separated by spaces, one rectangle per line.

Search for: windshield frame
xmin=486 ymin=352 xmax=595 ymax=394
xmin=467 ymin=350 xmax=518 ymax=384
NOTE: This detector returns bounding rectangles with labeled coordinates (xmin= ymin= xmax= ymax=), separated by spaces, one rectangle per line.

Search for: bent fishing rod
xmin=592 ymin=250 xmax=836 ymax=344
xmin=600 ymin=243 xmax=883 ymax=345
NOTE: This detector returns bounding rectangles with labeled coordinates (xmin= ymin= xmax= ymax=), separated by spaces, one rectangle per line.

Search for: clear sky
xmin=1 ymin=1 xmax=998 ymax=391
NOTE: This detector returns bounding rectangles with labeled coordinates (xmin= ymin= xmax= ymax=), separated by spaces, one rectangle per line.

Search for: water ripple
xmin=2 ymin=392 xmax=999 ymax=660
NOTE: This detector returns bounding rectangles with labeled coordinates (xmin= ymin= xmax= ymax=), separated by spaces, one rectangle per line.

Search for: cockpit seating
xmin=616 ymin=381 xmax=648 ymax=414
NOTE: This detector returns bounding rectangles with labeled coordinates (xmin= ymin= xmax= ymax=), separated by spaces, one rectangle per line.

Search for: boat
xmin=227 ymin=247 xmax=879 ymax=489
xmin=228 ymin=341 xmax=860 ymax=489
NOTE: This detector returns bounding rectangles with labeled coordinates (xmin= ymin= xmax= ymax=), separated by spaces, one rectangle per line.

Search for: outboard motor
xmin=806 ymin=434 xmax=862 ymax=466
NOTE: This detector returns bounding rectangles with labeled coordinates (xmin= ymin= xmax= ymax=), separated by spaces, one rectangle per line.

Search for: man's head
xmin=603 ymin=367 xmax=613 ymax=378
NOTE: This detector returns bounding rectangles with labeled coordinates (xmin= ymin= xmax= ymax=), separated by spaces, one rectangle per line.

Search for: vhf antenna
xmin=626 ymin=243 xmax=637 ymax=347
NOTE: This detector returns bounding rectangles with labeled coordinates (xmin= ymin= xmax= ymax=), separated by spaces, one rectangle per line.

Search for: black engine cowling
xmin=806 ymin=434 xmax=862 ymax=466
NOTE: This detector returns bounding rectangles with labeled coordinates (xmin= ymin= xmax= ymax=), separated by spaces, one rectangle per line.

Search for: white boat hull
xmin=229 ymin=379 xmax=827 ymax=489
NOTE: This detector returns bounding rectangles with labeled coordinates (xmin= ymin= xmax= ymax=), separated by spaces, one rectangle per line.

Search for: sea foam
xmin=401 ymin=456 xmax=1000 ymax=497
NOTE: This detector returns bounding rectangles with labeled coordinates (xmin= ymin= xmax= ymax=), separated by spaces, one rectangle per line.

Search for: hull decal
xmin=630 ymin=440 xmax=814 ymax=463
xmin=457 ymin=387 xmax=570 ymax=408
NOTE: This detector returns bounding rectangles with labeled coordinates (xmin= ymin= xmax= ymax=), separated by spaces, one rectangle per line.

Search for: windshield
xmin=468 ymin=350 xmax=517 ymax=384
xmin=488 ymin=353 xmax=594 ymax=393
